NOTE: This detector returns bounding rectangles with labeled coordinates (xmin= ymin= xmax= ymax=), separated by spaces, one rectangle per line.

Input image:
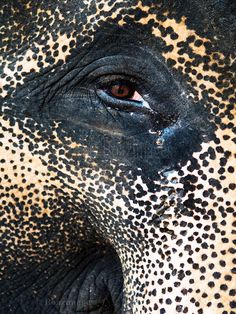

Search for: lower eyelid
xmin=97 ymin=89 xmax=152 ymax=112
xmin=132 ymin=92 xmax=151 ymax=109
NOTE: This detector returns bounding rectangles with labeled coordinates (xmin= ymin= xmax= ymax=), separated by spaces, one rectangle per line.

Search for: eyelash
xmin=96 ymin=74 xmax=140 ymax=91
xmin=96 ymin=75 xmax=144 ymax=100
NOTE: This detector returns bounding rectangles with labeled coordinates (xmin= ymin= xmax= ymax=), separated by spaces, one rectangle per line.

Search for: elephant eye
xmin=97 ymin=79 xmax=151 ymax=112
xmin=106 ymin=82 xmax=142 ymax=101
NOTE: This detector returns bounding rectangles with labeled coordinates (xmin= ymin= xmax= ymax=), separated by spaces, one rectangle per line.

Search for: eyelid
xmin=96 ymin=74 xmax=141 ymax=89
xmin=96 ymin=89 xmax=152 ymax=113
xmin=97 ymin=77 xmax=142 ymax=100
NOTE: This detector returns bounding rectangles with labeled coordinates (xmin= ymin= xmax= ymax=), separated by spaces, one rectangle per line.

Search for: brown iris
xmin=108 ymin=83 xmax=135 ymax=100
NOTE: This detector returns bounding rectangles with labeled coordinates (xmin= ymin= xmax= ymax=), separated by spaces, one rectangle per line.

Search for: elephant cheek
xmin=118 ymin=221 xmax=234 ymax=314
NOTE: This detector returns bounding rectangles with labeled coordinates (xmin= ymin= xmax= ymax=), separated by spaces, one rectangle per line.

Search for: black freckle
xmin=208 ymin=281 xmax=215 ymax=288
xmin=220 ymin=260 xmax=226 ymax=267
xmin=62 ymin=45 xmax=68 ymax=52
xmin=213 ymin=272 xmax=221 ymax=279
xmin=220 ymin=284 xmax=228 ymax=291
xmin=230 ymin=301 xmax=236 ymax=308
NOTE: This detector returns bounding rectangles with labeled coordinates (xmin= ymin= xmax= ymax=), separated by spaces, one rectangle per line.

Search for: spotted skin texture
xmin=0 ymin=1 xmax=236 ymax=313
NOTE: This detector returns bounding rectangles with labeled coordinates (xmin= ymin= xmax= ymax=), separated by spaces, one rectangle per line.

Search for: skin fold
xmin=0 ymin=1 xmax=235 ymax=313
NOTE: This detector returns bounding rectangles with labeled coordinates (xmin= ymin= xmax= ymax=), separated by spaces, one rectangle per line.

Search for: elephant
xmin=0 ymin=0 xmax=235 ymax=313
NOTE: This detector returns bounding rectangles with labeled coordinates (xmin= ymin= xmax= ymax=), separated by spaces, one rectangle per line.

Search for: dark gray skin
xmin=0 ymin=1 xmax=236 ymax=313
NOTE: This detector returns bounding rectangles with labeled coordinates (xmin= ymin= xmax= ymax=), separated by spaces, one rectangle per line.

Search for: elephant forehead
xmin=1 ymin=0 xmax=232 ymax=103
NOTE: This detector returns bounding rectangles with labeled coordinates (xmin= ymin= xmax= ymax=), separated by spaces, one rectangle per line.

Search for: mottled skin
xmin=0 ymin=1 xmax=236 ymax=313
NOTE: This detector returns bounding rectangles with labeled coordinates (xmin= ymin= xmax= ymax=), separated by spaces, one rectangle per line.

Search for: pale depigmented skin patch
xmin=0 ymin=1 xmax=236 ymax=313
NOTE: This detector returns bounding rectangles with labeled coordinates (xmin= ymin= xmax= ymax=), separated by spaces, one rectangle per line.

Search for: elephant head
xmin=0 ymin=1 xmax=235 ymax=313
